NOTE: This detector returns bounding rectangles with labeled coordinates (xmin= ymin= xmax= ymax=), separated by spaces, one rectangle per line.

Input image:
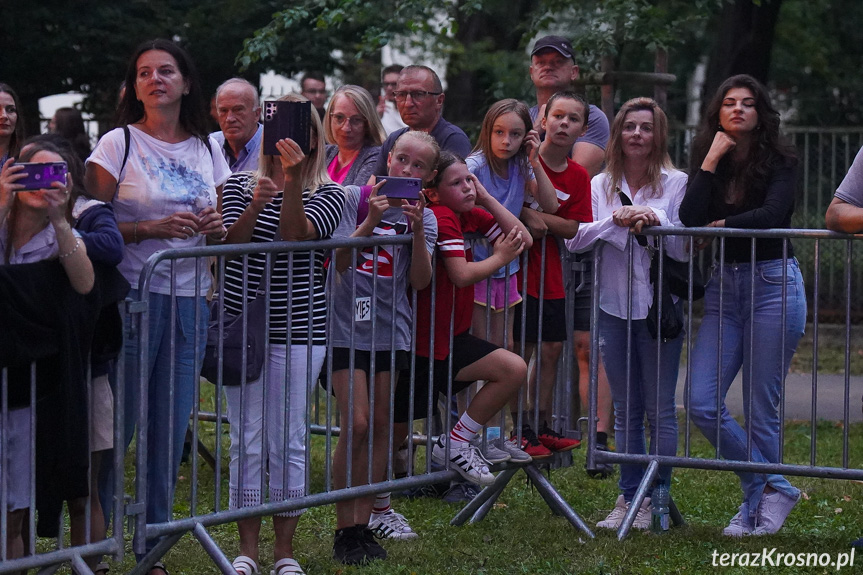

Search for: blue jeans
xmin=687 ymin=258 xmax=806 ymax=521
xmin=598 ymin=309 xmax=683 ymax=501
xmin=111 ymin=289 xmax=208 ymax=555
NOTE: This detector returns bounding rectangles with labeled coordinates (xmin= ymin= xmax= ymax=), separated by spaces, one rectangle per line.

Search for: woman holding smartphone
xmin=85 ymin=39 xmax=230 ymax=573
xmin=219 ymin=93 xmax=346 ymax=575
xmin=1 ymin=141 xmax=94 ymax=565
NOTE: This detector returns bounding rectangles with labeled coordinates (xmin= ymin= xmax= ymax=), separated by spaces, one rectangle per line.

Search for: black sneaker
xmin=357 ymin=525 xmax=387 ymax=560
xmin=585 ymin=442 xmax=615 ymax=479
xmin=442 ymin=481 xmax=481 ymax=503
xmin=333 ymin=526 xmax=369 ymax=565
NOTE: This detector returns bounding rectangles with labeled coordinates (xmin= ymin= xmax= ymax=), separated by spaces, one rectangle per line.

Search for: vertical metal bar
xmin=746 ymin=239 xmax=755 ymax=461
xmin=714 ymin=237 xmax=726 ymax=457
xmin=842 ymin=239 xmax=852 ymax=468
xmin=810 ymin=240 xmax=820 ymax=466
xmin=213 ymin=257 xmax=225 ymax=512
xmin=190 ymin=260 xmax=202 ymax=518
xmin=1 ymin=368 xmax=7 ymax=561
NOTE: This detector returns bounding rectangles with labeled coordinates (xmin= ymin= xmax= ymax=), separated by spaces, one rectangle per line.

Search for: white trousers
xmin=224 ymin=344 xmax=325 ymax=517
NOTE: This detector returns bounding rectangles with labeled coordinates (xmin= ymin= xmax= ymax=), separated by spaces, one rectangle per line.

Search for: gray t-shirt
xmin=835 ymin=146 xmax=863 ymax=207
xmin=329 ymin=185 xmax=437 ymax=351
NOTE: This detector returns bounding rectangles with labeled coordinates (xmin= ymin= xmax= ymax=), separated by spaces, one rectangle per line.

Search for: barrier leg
xmin=669 ymin=497 xmax=685 ymax=527
xmin=616 ymin=459 xmax=659 ymax=541
xmin=524 ymin=465 xmax=594 ymax=538
xmin=127 ymin=533 xmax=184 ymax=575
xmin=192 ymin=523 xmax=234 ymax=574
xmin=450 ymin=468 xmax=518 ymax=526
xmin=69 ymin=555 xmax=95 ymax=575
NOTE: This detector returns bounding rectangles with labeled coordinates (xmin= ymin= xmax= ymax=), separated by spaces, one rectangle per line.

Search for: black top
xmin=679 ymin=163 xmax=797 ymax=262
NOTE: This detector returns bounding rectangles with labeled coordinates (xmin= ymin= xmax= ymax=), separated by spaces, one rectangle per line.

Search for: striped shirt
xmin=221 ymin=172 xmax=346 ymax=345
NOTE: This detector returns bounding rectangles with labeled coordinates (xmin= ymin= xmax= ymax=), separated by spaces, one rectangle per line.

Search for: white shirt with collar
xmin=565 ymin=167 xmax=689 ymax=320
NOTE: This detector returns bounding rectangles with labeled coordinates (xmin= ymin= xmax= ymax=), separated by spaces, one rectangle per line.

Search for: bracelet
xmin=133 ymin=221 xmax=139 ymax=244
xmin=58 ymin=238 xmax=81 ymax=260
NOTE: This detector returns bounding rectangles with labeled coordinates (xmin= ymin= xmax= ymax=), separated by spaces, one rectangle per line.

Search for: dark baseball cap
xmin=531 ymin=35 xmax=574 ymax=60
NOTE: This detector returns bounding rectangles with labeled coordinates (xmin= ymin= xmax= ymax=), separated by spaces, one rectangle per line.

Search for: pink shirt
xmin=327 ymin=154 xmax=356 ymax=184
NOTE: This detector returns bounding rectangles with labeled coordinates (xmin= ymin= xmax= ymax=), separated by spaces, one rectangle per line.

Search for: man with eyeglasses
xmin=211 ymin=78 xmax=263 ymax=173
xmin=300 ymin=71 xmax=328 ymax=120
xmin=377 ymin=64 xmax=408 ymax=135
xmin=371 ymin=65 xmax=471 ymax=177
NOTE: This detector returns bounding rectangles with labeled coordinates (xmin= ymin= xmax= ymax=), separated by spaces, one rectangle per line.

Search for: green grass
xmin=45 ymin=416 xmax=863 ymax=575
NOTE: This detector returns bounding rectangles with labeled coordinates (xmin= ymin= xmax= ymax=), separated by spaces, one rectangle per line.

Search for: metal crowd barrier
xmin=124 ymin=233 xmax=591 ymax=574
xmin=587 ymin=226 xmax=863 ymax=540
xmin=0 ymin=315 xmax=128 ymax=575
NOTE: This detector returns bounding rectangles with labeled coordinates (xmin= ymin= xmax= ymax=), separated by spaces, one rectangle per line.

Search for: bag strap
xmin=616 ymin=188 xmax=650 ymax=249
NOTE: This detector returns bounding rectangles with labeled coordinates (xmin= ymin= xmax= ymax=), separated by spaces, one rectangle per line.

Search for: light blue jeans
xmin=121 ymin=290 xmax=208 ymax=554
xmin=687 ymin=258 xmax=806 ymax=522
xmin=598 ymin=309 xmax=684 ymax=501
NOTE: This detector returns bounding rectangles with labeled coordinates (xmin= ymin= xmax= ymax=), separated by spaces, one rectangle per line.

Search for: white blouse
xmin=565 ymin=168 xmax=689 ymax=320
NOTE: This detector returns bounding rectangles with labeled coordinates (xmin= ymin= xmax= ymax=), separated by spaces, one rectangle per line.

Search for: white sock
xmin=449 ymin=412 xmax=482 ymax=445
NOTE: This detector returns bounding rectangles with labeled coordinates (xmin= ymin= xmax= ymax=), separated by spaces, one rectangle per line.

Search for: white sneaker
xmin=753 ymin=489 xmax=800 ymax=535
xmin=493 ymin=437 xmax=532 ymax=463
xmin=432 ymin=437 xmax=495 ymax=486
xmin=369 ymin=509 xmax=418 ymax=540
xmin=471 ymin=436 xmax=510 ymax=464
xmin=631 ymin=497 xmax=652 ymax=530
xmin=596 ymin=495 xmax=629 ymax=529
xmin=722 ymin=502 xmax=753 ymax=537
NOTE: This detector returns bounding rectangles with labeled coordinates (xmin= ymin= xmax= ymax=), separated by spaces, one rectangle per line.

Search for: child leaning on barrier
xmin=391 ymin=151 xmax=533 ymax=496
xmin=328 ymin=131 xmax=439 ymax=565
xmin=513 ymin=91 xmax=591 ymax=456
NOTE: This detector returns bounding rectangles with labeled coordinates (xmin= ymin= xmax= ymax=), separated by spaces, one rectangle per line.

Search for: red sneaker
xmin=537 ymin=425 xmax=581 ymax=452
xmin=512 ymin=426 xmax=553 ymax=459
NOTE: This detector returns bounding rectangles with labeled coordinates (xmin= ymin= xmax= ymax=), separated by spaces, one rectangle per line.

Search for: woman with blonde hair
xmin=324 ymin=84 xmax=386 ymax=186
xmin=219 ymin=92 xmax=346 ymax=575
xmin=566 ymin=97 xmax=689 ymax=530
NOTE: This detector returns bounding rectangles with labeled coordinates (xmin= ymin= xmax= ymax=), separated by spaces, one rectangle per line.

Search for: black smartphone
xmin=263 ymin=100 xmax=312 ymax=155
xmin=15 ymin=162 xmax=68 ymax=191
xmin=379 ymin=176 xmax=422 ymax=200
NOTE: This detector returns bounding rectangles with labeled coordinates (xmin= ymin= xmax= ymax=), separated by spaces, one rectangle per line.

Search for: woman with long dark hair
xmin=681 ymin=74 xmax=806 ymax=537
xmin=566 ymin=97 xmax=689 ymax=530
xmin=84 ymin=39 xmax=230 ymax=572
xmin=0 ymin=83 xmax=24 ymax=163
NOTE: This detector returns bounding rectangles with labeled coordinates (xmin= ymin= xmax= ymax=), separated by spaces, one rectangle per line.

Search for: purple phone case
xmin=16 ymin=162 xmax=67 ymax=191
xmin=379 ymin=176 xmax=422 ymax=200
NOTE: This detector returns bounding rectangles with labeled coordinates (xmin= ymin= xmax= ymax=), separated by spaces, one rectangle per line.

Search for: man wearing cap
xmin=529 ymin=35 xmax=609 ymax=178
xmin=528 ymin=35 xmax=614 ymax=479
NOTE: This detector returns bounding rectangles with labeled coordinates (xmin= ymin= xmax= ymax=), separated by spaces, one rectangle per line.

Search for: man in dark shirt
xmin=371 ymin=65 xmax=471 ymax=177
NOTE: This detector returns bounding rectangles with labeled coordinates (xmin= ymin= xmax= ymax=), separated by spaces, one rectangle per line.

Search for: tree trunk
xmin=702 ymin=0 xmax=784 ymax=106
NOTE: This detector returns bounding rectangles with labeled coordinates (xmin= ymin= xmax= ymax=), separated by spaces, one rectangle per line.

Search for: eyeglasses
xmin=330 ymin=113 xmax=366 ymax=129
xmin=393 ymin=90 xmax=442 ymax=103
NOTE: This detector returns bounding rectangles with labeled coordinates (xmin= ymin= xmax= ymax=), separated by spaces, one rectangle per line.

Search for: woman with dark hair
xmin=49 ymin=107 xmax=92 ymax=162
xmin=681 ymin=74 xmax=805 ymax=537
xmin=0 ymin=83 xmax=24 ymax=163
xmin=84 ymin=38 xmax=230 ymax=571
xmin=566 ymin=97 xmax=688 ymax=530
xmin=324 ymin=84 xmax=385 ymax=186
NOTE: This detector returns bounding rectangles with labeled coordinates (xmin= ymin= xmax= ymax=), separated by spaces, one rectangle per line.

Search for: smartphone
xmin=263 ymin=100 xmax=312 ymax=155
xmin=15 ymin=162 xmax=68 ymax=191
xmin=379 ymin=176 xmax=422 ymax=200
